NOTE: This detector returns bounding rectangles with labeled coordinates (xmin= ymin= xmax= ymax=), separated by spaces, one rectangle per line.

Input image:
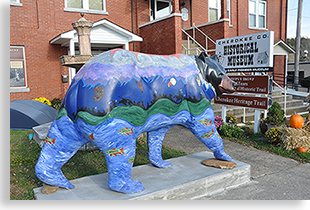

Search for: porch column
xmin=69 ymin=39 xmax=75 ymax=84
xmin=171 ymin=0 xmax=180 ymax=13
xmin=124 ymin=42 xmax=129 ymax=50
xmin=220 ymin=0 xmax=228 ymax=19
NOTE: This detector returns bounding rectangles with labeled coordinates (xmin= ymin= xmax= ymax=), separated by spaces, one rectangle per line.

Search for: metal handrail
xmin=181 ymin=29 xmax=207 ymax=52
xmin=192 ymin=25 xmax=216 ymax=45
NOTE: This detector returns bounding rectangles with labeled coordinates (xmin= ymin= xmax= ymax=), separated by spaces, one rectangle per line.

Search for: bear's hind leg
xmin=35 ymin=118 xmax=88 ymax=190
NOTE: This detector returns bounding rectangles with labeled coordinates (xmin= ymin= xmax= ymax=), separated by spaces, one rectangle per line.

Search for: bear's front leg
xmin=188 ymin=108 xmax=233 ymax=162
xmin=147 ymin=126 xmax=174 ymax=168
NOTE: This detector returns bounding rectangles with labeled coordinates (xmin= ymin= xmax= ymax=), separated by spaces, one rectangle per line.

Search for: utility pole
xmin=294 ymin=0 xmax=303 ymax=91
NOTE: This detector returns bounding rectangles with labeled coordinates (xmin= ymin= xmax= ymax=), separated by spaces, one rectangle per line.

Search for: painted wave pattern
xmin=57 ymin=97 xmax=212 ymax=127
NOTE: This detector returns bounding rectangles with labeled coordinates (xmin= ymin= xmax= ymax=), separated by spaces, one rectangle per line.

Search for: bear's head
xmin=195 ymin=52 xmax=237 ymax=97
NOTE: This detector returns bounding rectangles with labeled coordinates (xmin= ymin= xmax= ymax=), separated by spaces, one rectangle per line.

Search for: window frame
xmin=150 ymin=0 xmax=172 ymax=21
xmin=10 ymin=0 xmax=23 ymax=7
xmin=227 ymin=0 xmax=231 ymax=26
xmin=208 ymin=0 xmax=221 ymax=23
xmin=10 ymin=46 xmax=29 ymax=92
xmin=249 ymin=0 xmax=266 ymax=29
xmin=64 ymin=0 xmax=108 ymax=15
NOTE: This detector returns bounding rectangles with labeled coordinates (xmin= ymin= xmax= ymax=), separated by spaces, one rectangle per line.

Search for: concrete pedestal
xmin=33 ymin=151 xmax=250 ymax=200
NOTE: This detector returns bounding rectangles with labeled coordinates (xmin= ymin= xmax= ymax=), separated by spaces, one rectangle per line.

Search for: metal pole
xmin=284 ymin=54 xmax=288 ymax=115
xmin=294 ymin=0 xmax=303 ymax=91
xmin=222 ymin=105 xmax=227 ymax=124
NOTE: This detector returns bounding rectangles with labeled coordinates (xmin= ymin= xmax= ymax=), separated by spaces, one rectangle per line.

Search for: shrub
xmin=226 ymin=113 xmax=237 ymax=125
xmin=265 ymin=101 xmax=286 ymax=126
xmin=33 ymin=97 xmax=51 ymax=106
xmin=265 ymin=127 xmax=282 ymax=145
xmin=241 ymin=126 xmax=254 ymax=138
xmin=300 ymin=76 xmax=310 ymax=88
xmin=218 ymin=124 xmax=244 ymax=139
xmin=51 ymin=98 xmax=63 ymax=110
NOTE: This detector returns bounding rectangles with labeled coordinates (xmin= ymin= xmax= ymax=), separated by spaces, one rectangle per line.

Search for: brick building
xmin=10 ymin=0 xmax=292 ymax=101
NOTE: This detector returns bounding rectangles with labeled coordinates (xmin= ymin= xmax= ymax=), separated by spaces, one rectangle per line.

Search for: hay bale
xmin=279 ymin=127 xmax=310 ymax=151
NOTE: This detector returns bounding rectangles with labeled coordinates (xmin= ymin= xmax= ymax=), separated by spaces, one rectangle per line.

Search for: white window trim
xmin=248 ymin=0 xmax=267 ymax=30
xmin=227 ymin=0 xmax=232 ymax=26
xmin=208 ymin=0 xmax=221 ymax=23
xmin=140 ymin=13 xmax=182 ymax=28
xmin=64 ymin=0 xmax=108 ymax=15
xmin=150 ymin=0 xmax=172 ymax=21
xmin=10 ymin=0 xmax=23 ymax=7
xmin=10 ymin=46 xmax=29 ymax=92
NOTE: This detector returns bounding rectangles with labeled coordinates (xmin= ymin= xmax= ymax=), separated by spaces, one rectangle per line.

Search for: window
xmin=209 ymin=0 xmax=221 ymax=22
xmin=249 ymin=0 xmax=266 ymax=29
xmin=150 ymin=0 xmax=172 ymax=21
xmin=10 ymin=0 xmax=23 ymax=7
xmin=10 ymin=46 xmax=28 ymax=90
xmin=65 ymin=0 xmax=107 ymax=14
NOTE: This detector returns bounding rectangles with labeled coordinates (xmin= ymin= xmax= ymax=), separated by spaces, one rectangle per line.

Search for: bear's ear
xmin=210 ymin=54 xmax=217 ymax=61
xmin=198 ymin=51 xmax=207 ymax=61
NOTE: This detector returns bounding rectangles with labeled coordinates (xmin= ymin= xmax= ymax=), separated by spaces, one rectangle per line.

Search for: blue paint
xmin=35 ymin=49 xmax=236 ymax=194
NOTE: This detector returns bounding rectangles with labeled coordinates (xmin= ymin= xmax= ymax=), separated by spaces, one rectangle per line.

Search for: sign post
xmin=215 ymin=32 xmax=274 ymax=133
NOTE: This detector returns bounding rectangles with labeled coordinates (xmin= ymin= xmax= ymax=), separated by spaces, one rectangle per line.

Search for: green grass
xmin=10 ymin=130 xmax=187 ymax=200
xmin=223 ymin=128 xmax=310 ymax=164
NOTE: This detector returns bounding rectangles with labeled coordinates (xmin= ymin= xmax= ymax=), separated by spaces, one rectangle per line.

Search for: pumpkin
xmin=290 ymin=113 xmax=304 ymax=129
xmin=297 ymin=147 xmax=307 ymax=153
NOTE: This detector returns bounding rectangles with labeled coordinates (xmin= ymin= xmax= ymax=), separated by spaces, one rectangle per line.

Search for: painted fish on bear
xmin=35 ymin=49 xmax=237 ymax=195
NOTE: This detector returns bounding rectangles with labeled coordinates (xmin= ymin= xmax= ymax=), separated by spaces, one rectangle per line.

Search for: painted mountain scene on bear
xmin=61 ymin=49 xmax=212 ymax=124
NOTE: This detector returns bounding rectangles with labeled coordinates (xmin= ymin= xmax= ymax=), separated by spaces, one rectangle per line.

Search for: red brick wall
xmin=273 ymin=55 xmax=285 ymax=87
xmin=228 ymin=0 xmax=286 ymax=41
xmin=10 ymin=1 xmax=70 ymax=101
xmin=10 ymin=0 xmax=149 ymax=101
xmin=139 ymin=15 xmax=183 ymax=55
xmin=191 ymin=0 xmax=209 ymax=26
xmin=10 ymin=0 xmax=287 ymax=101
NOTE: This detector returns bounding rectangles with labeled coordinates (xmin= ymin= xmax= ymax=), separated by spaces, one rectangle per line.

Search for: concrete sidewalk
xmin=164 ymin=125 xmax=310 ymax=200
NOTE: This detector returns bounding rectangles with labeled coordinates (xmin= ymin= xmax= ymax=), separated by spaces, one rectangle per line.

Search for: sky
xmin=287 ymin=0 xmax=310 ymax=38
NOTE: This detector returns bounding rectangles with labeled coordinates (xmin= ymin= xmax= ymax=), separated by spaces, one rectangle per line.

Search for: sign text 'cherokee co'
xmin=216 ymin=31 xmax=274 ymax=72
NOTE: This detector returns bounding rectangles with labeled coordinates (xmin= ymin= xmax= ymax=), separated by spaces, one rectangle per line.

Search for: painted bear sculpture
xmin=35 ymin=49 xmax=237 ymax=194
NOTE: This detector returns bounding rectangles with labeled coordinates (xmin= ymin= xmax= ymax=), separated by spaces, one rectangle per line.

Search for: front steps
xmin=211 ymin=89 xmax=308 ymax=122
xmin=182 ymin=40 xmax=204 ymax=56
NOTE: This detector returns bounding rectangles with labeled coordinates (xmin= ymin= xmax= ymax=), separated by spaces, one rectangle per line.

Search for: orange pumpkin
xmin=290 ymin=113 xmax=304 ymax=128
xmin=297 ymin=147 xmax=307 ymax=153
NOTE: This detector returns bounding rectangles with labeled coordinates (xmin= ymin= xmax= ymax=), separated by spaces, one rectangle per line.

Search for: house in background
xmin=10 ymin=0 xmax=293 ymax=101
